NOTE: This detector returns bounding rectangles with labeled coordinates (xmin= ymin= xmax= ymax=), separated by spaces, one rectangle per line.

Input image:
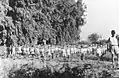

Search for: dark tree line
xmin=0 ymin=0 xmax=86 ymax=46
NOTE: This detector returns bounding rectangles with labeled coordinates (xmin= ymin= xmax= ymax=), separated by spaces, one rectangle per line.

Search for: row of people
xmin=2 ymin=45 xmax=107 ymax=59
xmin=3 ymin=45 xmax=81 ymax=57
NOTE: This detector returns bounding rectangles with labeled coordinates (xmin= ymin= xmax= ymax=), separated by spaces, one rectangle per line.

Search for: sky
xmin=80 ymin=0 xmax=119 ymax=40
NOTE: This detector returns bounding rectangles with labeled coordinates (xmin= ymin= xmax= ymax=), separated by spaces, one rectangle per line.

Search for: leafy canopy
xmin=0 ymin=0 xmax=86 ymax=46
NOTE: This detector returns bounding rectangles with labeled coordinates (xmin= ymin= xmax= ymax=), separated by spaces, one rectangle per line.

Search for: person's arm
xmin=107 ymin=38 xmax=110 ymax=50
xmin=116 ymin=35 xmax=119 ymax=47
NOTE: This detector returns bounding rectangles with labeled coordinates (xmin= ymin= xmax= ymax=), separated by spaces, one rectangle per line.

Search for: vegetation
xmin=8 ymin=62 xmax=113 ymax=78
xmin=88 ymin=33 xmax=100 ymax=44
xmin=99 ymin=39 xmax=108 ymax=46
xmin=0 ymin=0 xmax=86 ymax=46
xmin=0 ymin=0 xmax=116 ymax=78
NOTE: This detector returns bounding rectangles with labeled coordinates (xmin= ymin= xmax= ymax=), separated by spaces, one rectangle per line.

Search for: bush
xmin=85 ymin=54 xmax=98 ymax=60
xmin=85 ymin=51 xmax=113 ymax=62
xmin=8 ymin=63 xmax=104 ymax=78
xmin=98 ymin=70 xmax=113 ymax=78
xmin=100 ymin=52 xmax=112 ymax=62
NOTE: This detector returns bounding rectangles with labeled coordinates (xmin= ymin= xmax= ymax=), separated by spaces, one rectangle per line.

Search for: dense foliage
xmin=8 ymin=63 xmax=113 ymax=78
xmin=0 ymin=0 xmax=86 ymax=46
xmin=88 ymin=33 xmax=100 ymax=44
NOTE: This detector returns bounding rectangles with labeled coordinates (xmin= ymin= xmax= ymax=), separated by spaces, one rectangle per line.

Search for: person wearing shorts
xmin=108 ymin=30 xmax=119 ymax=68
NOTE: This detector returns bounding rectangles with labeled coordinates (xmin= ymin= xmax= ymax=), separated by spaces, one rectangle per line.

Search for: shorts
xmin=111 ymin=46 xmax=119 ymax=55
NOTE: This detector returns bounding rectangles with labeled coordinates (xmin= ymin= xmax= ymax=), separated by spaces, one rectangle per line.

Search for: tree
xmin=79 ymin=40 xmax=91 ymax=46
xmin=99 ymin=39 xmax=108 ymax=45
xmin=88 ymin=33 xmax=100 ymax=44
xmin=0 ymin=0 xmax=86 ymax=46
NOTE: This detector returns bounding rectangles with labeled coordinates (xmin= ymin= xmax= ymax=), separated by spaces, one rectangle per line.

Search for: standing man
xmin=107 ymin=30 xmax=119 ymax=68
xmin=43 ymin=39 xmax=46 ymax=45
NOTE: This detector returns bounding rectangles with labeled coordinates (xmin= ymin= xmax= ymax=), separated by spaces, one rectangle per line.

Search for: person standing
xmin=107 ymin=30 xmax=119 ymax=68
xmin=43 ymin=39 xmax=46 ymax=45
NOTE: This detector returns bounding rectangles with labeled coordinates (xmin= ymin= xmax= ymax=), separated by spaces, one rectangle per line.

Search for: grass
xmin=0 ymin=57 xmax=114 ymax=78
xmin=0 ymin=50 xmax=117 ymax=78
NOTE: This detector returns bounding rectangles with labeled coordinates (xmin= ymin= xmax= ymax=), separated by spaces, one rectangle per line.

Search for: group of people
xmin=2 ymin=44 xmax=102 ymax=60
xmin=1 ymin=43 xmax=107 ymax=63
xmin=1 ymin=30 xmax=118 ymax=69
xmin=5 ymin=45 xmax=81 ymax=57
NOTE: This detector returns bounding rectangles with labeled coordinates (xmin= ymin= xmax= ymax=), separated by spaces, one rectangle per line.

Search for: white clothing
xmin=35 ymin=48 xmax=40 ymax=54
xmin=18 ymin=46 xmax=22 ymax=53
xmin=81 ymin=48 xmax=87 ymax=54
xmin=67 ymin=48 xmax=71 ymax=56
xmin=109 ymin=36 xmax=118 ymax=46
xmin=97 ymin=48 xmax=102 ymax=56
xmin=30 ymin=47 xmax=35 ymax=54
xmin=62 ymin=49 xmax=66 ymax=56
xmin=12 ymin=47 xmax=16 ymax=55
xmin=26 ymin=47 xmax=30 ymax=54
xmin=74 ymin=48 xmax=78 ymax=53
xmin=109 ymin=36 xmax=119 ymax=55
xmin=71 ymin=48 xmax=74 ymax=53
xmin=111 ymin=46 xmax=119 ymax=54
xmin=48 ymin=50 xmax=52 ymax=56
xmin=43 ymin=40 xmax=46 ymax=45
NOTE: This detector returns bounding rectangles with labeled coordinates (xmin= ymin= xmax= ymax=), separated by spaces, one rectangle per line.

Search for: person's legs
xmin=114 ymin=46 xmax=119 ymax=68
xmin=111 ymin=46 xmax=115 ymax=68
xmin=116 ymin=53 xmax=119 ymax=68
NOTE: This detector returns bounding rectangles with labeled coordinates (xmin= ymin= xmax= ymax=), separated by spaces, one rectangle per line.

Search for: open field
xmin=0 ymin=55 xmax=119 ymax=78
xmin=0 ymin=45 xmax=118 ymax=78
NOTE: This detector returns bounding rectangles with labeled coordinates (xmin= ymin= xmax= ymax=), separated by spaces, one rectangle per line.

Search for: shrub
xmin=85 ymin=54 xmax=98 ymax=60
xmin=7 ymin=63 xmax=103 ymax=78
xmin=100 ymin=52 xmax=112 ymax=62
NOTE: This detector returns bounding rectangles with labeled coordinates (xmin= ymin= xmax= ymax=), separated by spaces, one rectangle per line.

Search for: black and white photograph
xmin=0 ymin=0 xmax=119 ymax=78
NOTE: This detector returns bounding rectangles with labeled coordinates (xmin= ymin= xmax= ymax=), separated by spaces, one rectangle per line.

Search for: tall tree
xmin=0 ymin=0 xmax=86 ymax=46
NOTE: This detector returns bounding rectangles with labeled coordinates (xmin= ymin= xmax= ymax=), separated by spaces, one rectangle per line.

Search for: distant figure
xmin=43 ymin=39 xmax=46 ymax=45
xmin=80 ymin=46 xmax=84 ymax=61
xmin=107 ymin=30 xmax=119 ymax=68
xmin=96 ymin=46 xmax=102 ymax=57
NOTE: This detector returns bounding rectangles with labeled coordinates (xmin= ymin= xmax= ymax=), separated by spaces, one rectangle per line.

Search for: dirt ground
xmin=0 ymin=46 xmax=118 ymax=78
xmin=0 ymin=56 xmax=119 ymax=78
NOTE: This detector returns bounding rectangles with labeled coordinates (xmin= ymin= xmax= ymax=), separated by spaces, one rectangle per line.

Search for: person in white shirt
xmin=12 ymin=46 xmax=16 ymax=55
xmin=108 ymin=30 xmax=119 ymax=68
xmin=96 ymin=46 xmax=102 ymax=57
